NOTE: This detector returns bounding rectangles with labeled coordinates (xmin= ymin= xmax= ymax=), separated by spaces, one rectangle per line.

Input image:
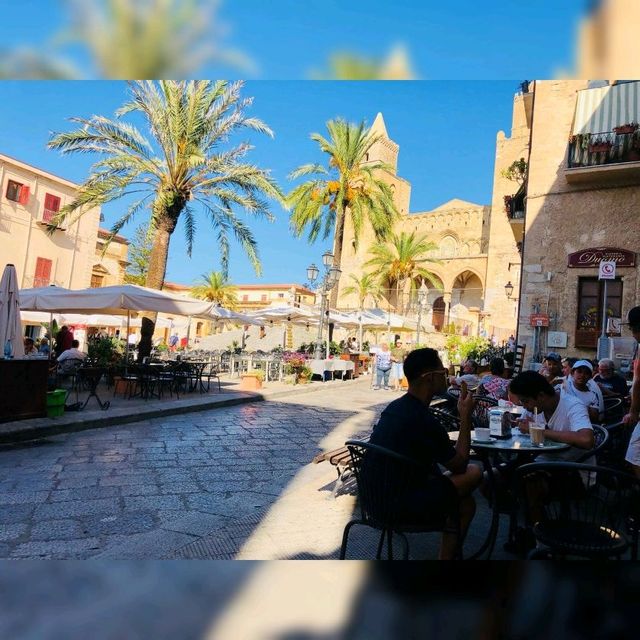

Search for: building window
xmin=33 ymin=257 xmax=52 ymax=288
xmin=575 ymin=277 xmax=623 ymax=349
xmin=242 ymin=295 xmax=249 ymax=302
xmin=90 ymin=273 xmax=104 ymax=288
xmin=6 ymin=179 xmax=30 ymax=204
xmin=278 ymin=293 xmax=285 ymax=298
xmin=42 ymin=193 xmax=61 ymax=223
xmin=261 ymin=294 xmax=267 ymax=301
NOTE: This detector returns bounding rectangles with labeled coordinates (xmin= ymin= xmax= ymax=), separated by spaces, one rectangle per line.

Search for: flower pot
xmin=296 ymin=375 xmax=310 ymax=384
xmin=588 ymin=143 xmax=612 ymax=153
xmin=240 ymin=374 xmax=263 ymax=391
xmin=614 ymin=124 xmax=638 ymax=135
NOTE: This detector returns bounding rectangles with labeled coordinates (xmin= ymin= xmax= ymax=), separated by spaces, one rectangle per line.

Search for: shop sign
xmin=568 ymin=247 xmax=636 ymax=268
xmin=530 ymin=313 xmax=550 ymax=327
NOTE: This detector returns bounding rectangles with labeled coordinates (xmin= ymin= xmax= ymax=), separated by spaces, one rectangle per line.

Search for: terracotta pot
xmin=614 ymin=125 xmax=637 ymax=135
xmin=240 ymin=374 xmax=263 ymax=391
xmin=589 ymin=143 xmax=612 ymax=153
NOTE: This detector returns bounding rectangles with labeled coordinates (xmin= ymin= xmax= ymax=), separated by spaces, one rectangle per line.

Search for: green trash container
xmin=46 ymin=389 xmax=67 ymax=418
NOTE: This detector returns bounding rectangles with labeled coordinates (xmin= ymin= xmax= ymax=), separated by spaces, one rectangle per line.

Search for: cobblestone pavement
xmin=0 ymin=380 xmax=388 ymax=560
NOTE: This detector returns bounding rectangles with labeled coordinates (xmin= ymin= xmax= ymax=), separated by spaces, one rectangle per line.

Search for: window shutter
xmin=18 ymin=185 xmax=30 ymax=205
xmin=43 ymin=193 xmax=61 ymax=222
xmin=34 ymin=258 xmax=52 ymax=287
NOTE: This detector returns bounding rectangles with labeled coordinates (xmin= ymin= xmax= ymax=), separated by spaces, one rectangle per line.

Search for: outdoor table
xmin=449 ymin=428 xmax=569 ymax=559
xmin=181 ymin=360 xmax=208 ymax=393
xmin=309 ymin=359 xmax=355 ymax=381
xmin=77 ymin=366 xmax=110 ymax=411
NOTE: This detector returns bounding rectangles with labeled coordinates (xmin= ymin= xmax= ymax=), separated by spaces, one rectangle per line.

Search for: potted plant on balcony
xmin=503 ymin=194 xmax=513 ymax=215
xmin=613 ymin=122 xmax=639 ymax=135
xmin=588 ymin=136 xmax=613 ymax=154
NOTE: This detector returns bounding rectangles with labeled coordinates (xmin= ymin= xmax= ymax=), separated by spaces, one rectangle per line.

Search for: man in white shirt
xmin=557 ymin=359 xmax=604 ymax=423
xmin=57 ymin=340 xmax=87 ymax=364
xmin=509 ymin=370 xmax=594 ymax=462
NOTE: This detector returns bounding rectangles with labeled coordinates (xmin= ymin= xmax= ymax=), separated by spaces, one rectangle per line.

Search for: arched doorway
xmin=432 ymin=296 xmax=446 ymax=331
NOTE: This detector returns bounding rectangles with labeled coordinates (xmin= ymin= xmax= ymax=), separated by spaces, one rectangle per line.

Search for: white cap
xmin=572 ymin=359 xmax=594 ymax=373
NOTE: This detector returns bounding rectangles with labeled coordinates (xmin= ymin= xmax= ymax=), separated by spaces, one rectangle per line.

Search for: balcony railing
xmin=568 ymin=126 xmax=640 ymax=168
xmin=504 ymin=187 xmax=526 ymax=221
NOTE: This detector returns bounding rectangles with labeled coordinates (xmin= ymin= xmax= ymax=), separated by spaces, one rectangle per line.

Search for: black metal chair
xmin=340 ymin=440 xmax=461 ymax=560
xmin=515 ymin=461 xmax=640 ymax=559
xmin=471 ymin=395 xmax=498 ymax=429
xmin=603 ymin=397 xmax=625 ymax=424
xmin=599 ymin=421 xmax=635 ymax=472
xmin=201 ymin=362 xmax=221 ymax=392
xmin=576 ymin=424 xmax=610 ymax=463
xmin=429 ymin=407 xmax=461 ymax=433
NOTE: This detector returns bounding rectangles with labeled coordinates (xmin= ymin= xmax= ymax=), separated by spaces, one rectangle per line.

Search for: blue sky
xmin=2 ymin=1 xmax=587 ymax=78
xmin=0 ymin=81 xmax=516 ymax=285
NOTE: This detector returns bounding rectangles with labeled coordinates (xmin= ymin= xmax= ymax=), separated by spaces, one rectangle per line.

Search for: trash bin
xmin=46 ymin=389 xmax=67 ymax=418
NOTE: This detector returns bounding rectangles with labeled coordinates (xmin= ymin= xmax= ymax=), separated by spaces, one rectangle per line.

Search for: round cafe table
xmin=450 ymin=428 xmax=569 ymax=559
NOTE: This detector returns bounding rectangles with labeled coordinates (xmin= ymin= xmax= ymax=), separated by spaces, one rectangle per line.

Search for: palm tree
xmin=48 ymin=80 xmax=283 ymax=358
xmin=191 ymin=271 xmax=238 ymax=309
xmin=288 ymin=118 xmax=399 ymax=307
xmin=340 ymin=272 xmax=383 ymax=310
xmin=364 ymin=231 xmax=441 ymax=315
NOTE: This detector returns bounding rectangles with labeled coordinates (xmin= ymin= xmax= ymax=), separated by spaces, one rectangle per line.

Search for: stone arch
xmin=432 ymin=296 xmax=446 ymax=331
xmin=450 ymin=270 xmax=484 ymax=333
xmin=439 ymin=234 xmax=458 ymax=258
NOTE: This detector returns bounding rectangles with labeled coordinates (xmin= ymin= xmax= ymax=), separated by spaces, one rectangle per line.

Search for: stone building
xmin=0 ymin=152 xmax=101 ymax=289
xmin=337 ymin=113 xmax=521 ymax=341
xmin=514 ymin=79 xmax=640 ymax=362
xmin=91 ymin=228 xmax=130 ymax=288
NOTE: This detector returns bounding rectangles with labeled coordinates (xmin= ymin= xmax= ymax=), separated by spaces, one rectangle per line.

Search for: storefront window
xmin=576 ymin=277 xmax=622 ymax=348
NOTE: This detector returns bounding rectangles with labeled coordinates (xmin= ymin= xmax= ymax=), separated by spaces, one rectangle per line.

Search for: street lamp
xmin=416 ymin=282 xmax=428 ymax=346
xmin=307 ymin=251 xmax=341 ymax=360
xmin=504 ymin=281 xmax=515 ymax=299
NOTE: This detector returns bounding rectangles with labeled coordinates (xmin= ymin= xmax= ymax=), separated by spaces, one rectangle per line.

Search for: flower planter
xmin=614 ymin=124 xmax=638 ymax=135
xmin=240 ymin=374 xmax=263 ymax=391
xmin=588 ymin=143 xmax=612 ymax=153
xmin=296 ymin=375 xmax=310 ymax=385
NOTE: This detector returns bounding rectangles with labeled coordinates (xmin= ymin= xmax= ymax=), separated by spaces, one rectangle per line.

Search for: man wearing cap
xmin=540 ymin=352 xmax=564 ymax=385
xmin=623 ymin=306 xmax=640 ymax=478
xmin=559 ymin=359 xmax=605 ymax=423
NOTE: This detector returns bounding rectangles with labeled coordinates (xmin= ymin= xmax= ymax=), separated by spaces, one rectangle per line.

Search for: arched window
xmin=440 ymin=235 xmax=458 ymax=258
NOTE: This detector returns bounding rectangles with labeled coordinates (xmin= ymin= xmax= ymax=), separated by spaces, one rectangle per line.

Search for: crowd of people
xmin=363 ymin=307 xmax=640 ymax=558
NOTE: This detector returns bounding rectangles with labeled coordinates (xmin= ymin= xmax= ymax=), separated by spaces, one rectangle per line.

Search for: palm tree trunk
xmin=329 ymin=209 xmax=346 ymax=309
xmin=139 ymin=217 xmax=175 ymax=361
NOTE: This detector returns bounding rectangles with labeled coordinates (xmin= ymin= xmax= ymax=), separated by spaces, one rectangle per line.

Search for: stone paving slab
xmin=0 ymin=375 xmax=365 ymax=443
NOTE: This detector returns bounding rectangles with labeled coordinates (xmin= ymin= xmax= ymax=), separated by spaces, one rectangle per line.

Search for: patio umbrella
xmin=0 ymin=264 xmax=25 ymax=358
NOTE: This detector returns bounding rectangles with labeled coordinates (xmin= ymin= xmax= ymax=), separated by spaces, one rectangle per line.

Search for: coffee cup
xmin=474 ymin=427 xmax=491 ymax=442
xmin=530 ymin=425 xmax=545 ymax=447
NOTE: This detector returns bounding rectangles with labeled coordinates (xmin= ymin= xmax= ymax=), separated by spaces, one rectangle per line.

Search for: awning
xmin=572 ymin=81 xmax=640 ymax=134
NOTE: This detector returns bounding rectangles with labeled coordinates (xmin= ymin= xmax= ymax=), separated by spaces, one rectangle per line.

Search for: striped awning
xmin=572 ymin=81 xmax=640 ymax=134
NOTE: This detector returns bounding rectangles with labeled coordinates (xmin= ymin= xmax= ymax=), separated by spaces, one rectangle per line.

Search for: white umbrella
xmin=0 ymin=264 xmax=25 ymax=358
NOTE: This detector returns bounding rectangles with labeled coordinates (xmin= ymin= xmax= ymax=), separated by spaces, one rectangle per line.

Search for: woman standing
xmin=373 ymin=343 xmax=393 ymax=390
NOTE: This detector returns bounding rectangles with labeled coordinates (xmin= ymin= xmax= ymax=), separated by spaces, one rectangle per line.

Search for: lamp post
xmin=416 ymin=283 xmax=428 ymax=346
xmin=307 ymin=250 xmax=341 ymax=360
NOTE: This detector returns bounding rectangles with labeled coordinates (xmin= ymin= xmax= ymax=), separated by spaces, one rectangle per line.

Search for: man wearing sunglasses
xmin=368 ymin=347 xmax=482 ymax=559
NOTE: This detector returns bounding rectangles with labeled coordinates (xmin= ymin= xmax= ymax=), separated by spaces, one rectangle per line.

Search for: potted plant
xmin=588 ymin=136 xmax=613 ymax=154
xmin=503 ymin=194 xmax=513 ymax=215
xmin=240 ymin=369 xmax=265 ymax=391
xmin=613 ymin=122 xmax=638 ymax=135
xmin=296 ymin=365 xmax=313 ymax=384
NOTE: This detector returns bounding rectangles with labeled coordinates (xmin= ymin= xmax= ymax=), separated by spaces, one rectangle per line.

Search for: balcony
xmin=504 ymin=185 xmax=525 ymax=244
xmin=566 ymin=126 xmax=640 ymax=185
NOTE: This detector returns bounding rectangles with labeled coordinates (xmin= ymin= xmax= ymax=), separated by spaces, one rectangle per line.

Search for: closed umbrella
xmin=0 ymin=264 xmax=25 ymax=358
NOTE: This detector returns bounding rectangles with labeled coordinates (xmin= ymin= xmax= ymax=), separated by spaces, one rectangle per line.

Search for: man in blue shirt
xmin=369 ymin=347 xmax=482 ymax=559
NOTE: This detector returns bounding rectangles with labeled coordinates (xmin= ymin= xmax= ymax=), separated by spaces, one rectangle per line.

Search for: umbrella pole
xmin=186 ymin=315 xmax=192 ymax=350
xmin=125 ymin=310 xmax=130 ymax=372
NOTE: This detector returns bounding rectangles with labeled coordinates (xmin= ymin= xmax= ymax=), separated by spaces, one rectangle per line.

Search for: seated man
xmin=57 ymin=339 xmax=87 ymax=371
xmin=540 ymin=352 xmax=564 ymax=385
xmin=593 ymin=358 xmax=629 ymax=398
xmin=557 ymin=360 xmax=605 ymax=423
xmin=23 ymin=337 xmax=38 ymax=355
xmin=509 ymin=371 xmax=594 ymax=461
xmin=368 ymin=348 xmax=482 ymax=560
xmin=448 ymin=359 xmax=480 ymax=389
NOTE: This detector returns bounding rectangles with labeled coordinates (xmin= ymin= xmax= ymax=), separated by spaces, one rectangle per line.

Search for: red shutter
xmin=34 ymin=258 xmax=52 ymax=288
xmin=18 ymin=185 xmax=30 ymax=205
xmin=43 ymin=193 xmax=61 ymax=222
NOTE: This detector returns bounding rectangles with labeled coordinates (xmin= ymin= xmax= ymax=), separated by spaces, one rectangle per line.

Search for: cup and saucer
xmin=472 ymin=428 xmax=495 ymax=443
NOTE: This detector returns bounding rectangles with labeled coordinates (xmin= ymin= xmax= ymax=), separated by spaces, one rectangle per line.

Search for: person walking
xmin=373 ymin=343 xmax=393 ymax=390
xmin=390 ymin=338 xmax=408 ymax=391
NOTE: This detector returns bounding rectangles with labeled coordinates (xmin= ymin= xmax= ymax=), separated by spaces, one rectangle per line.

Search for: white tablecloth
xmin=309 ymin=359 xmax=354 ymax=379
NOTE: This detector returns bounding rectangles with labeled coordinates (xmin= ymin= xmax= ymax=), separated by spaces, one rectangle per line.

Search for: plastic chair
xmin=515 ymin=461 xmax=640 ymax=559
xmin=340 ymin=440 xmax=461 ymax=560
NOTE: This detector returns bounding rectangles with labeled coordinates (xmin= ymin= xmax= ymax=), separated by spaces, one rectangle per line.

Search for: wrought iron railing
xmin=568 ymin=126 xmax=640 ymax=168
